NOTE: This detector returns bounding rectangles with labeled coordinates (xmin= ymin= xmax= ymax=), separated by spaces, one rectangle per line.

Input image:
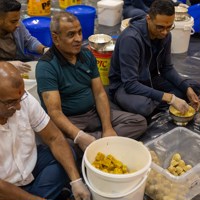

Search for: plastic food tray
xmin=145 ymin=127 xmax=200 ymax=200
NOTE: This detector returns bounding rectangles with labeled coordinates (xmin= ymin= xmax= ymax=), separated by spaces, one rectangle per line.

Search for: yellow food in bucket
xmin=169 ymin=105 xmax=195 ymax=117
xmin=92 ymin=152 xmax=135 ymax=174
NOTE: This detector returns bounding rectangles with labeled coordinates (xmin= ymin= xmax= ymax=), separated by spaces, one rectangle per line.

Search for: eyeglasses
xmin=0 ymin=91 xmax=28 ymax=110
xmin=154 ymin=23 xmax=175 ymax=32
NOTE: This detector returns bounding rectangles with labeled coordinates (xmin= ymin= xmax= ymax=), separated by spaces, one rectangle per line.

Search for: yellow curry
xmin=169 ymin=105 xmax=195 ymax=117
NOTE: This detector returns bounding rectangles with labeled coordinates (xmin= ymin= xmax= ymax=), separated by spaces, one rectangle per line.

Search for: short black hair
xmin=149 ymin=0 xmax=175 ymax=19
xmin=0 ymin=0 xmax=21 ymax=14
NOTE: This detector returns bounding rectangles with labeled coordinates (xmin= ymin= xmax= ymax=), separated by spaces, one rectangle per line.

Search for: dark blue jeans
xmin=114 ymin=77 xmax=200 ymax=117
xmin=21 ymin=145 xmax=70 ymax=199
xmin=123 ymin=6 xmax=146 ymax=19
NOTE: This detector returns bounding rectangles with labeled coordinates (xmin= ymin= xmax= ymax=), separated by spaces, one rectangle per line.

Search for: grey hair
xmin=50 ymin=11 xmax=78 ymax=34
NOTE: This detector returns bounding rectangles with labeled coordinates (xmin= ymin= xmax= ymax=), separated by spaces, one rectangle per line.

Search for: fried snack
xmin=92 ymin=152 xmax=131 ymax=174
xmin=167 ymin=153 xmax=192 ymax=176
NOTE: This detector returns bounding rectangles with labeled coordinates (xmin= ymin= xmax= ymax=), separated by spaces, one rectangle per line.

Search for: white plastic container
xmin=82 ymin=159 xmax=148 ymax=200
xmin=83 ymin=136 xmax=151 ymax=196
xmin=171 ymin=17 xmax=194 ymax=54
xmin=97 ymin=0 xmax=124 ymax=26
xmin=145 ymin=127 xmax=200 ymax=200
xmin=24 ymin=61 xmax=40 ymax=102
xmin=120 ymin=18 xmax=131 ymax=32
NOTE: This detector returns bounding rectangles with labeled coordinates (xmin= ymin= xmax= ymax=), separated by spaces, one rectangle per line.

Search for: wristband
xmin=74 ymin=130 xmax=84 ymax=144
xmin=70 ymin=178 xmax=82 ymax=186
xmin=43 ymin=47 xmax=49 ymax=54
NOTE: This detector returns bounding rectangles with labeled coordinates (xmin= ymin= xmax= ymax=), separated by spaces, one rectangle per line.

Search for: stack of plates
xmin=120 ymin=18 xmax=131 ymax=32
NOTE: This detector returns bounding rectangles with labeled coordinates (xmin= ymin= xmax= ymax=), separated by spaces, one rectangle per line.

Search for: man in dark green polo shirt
xmin=36 ymin=11 xmax=147 ymax=152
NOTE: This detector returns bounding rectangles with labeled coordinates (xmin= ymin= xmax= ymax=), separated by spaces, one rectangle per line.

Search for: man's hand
xmin=102 ymin=127 xmax=117 ymax=137
xmin=8 ymin=61 xmax=31 ymax=73
xmin=70 ymin=178 xmax=91 ymax=200
xmin=169 ymin=94 xmax=189 ymax=114
xmin=186 ymin=87 xmax=200 ymax=111
xmin=74 ymin=130 xmax=96 ymax=151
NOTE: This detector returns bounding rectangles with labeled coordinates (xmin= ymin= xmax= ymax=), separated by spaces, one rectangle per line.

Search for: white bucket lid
xmin=98 ymin=0 xmax=123 ymax=8
xmin=174 ymin=16 xmax=194 ymax=29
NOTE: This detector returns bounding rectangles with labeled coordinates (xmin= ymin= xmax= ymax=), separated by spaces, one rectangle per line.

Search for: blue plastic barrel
xmin=23 ymin=17 xmax=52 ymax=47
xmin=188 ymin=4 xmax=200 ymax=33
xmin=193 ymin=19 xmax=200 ymax=33
xmin=178 ymin=0 xmax=187 ymax=3
xmin=66 ymin=5 xmax=96 ymax=40
xmin=188 ymin=4 xmax=200 ymax=19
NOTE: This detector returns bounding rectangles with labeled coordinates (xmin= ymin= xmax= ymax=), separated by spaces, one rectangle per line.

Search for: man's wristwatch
xmin=43 ymin=47 xmax=49 ymax=54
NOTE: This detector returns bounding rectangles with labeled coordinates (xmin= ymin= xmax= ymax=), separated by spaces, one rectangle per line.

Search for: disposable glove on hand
xmin=169 ymin=94 xmax=189 ymax=114
xmin=8 ymin=61 xmax=31 ymax=73
xmin=70 ymin=178 xmax=91 ymax=200
xmin=74 ymin=130 xmax=96 ymax=151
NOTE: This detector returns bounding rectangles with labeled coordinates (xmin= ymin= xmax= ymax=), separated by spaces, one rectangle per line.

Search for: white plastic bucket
xmin=171 ymin=17 xmax=194 ymax=54
xmin=83 ymin=136 xmax=151 ymax=195
xmin=120 ymin=18 xmax=131 ymax=32
xmin=97 ymin=0 xmax=124 ymax=26
xmin=82 ymin=159 xmax=148 ymax=200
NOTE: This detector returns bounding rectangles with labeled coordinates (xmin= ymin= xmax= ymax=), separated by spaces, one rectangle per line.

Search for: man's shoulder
xmin=79 ymin=47 xmax=95 ymax=63
xmin=80 ymin=47 xmax=93 ymax=57
xmin=36 ymin=52 xmax=60 ymax=80
xmin=12 ymin=22 xmax=25 ymax=37
xmin=39 ymin=48 xmax=55 ymax=62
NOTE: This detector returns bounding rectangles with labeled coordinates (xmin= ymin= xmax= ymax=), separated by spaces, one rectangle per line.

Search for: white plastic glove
xmin=8 ymin=61 xmax=31 ymax=73
xmin=70 ymin=178 xmax=91 ymax=200
xmin=169 ymin=94 xmax=189 ymax=114
xmin=74 ymin=130 xmax=96 ymax=151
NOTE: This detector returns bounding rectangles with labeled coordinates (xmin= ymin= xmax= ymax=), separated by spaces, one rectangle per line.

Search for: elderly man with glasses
xmin=109 ymin=0 xmax=200 ymax=118
xmin=0 ymin=61 xmax=90 ymax=200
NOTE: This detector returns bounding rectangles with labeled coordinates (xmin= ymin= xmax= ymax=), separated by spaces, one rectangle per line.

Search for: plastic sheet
xmin=140 ymin=110 xmax=200 ymax=143
xmin=172 ymin=35 xmax=200 ymax=82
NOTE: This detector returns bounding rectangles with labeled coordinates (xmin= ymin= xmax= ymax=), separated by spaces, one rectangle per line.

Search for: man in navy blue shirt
xmin=110 ymin=0 xmax=200 ymax=117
